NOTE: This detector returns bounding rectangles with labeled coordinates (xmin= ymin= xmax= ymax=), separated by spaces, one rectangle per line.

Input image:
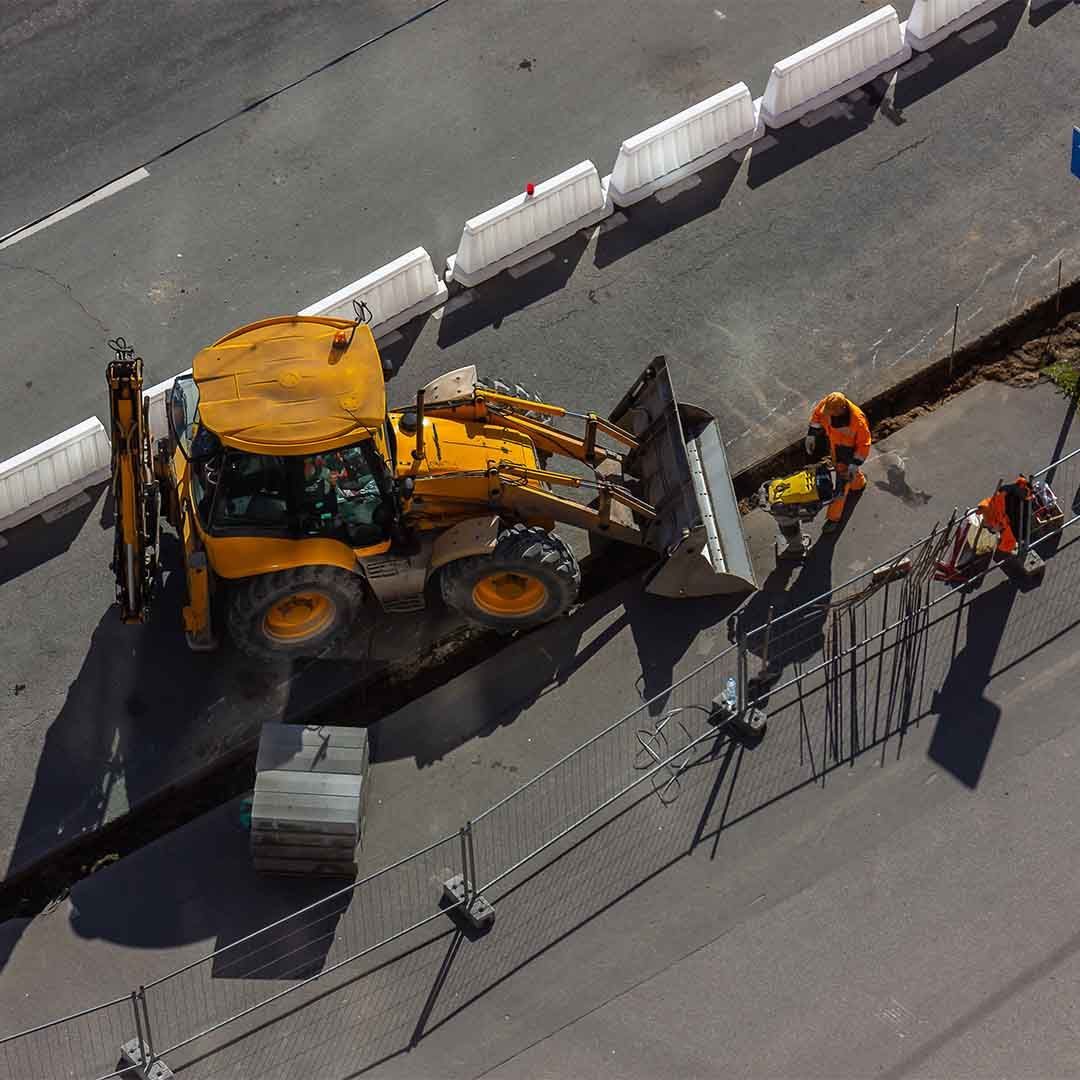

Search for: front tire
xmin=439 ymin=524 xmax=580 ymax=631
xmin=228 ymin=566 xmax=366 ymax=662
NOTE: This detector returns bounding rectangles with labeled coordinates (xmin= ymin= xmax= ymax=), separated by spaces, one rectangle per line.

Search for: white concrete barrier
xmin=759 ymin=6 xmax=911 ymax=129
xmin=446 ymin=161 xmax=612 ymax=288
xmin=904 ymin=0 xmax=1009 ymax=51
xmin=606 ymin=83 xmax=764 ymax=207
xmin=300 ymin=247 xmax=448 ymax=337
xmin=0 ymin=417 xmax=111 ymax=533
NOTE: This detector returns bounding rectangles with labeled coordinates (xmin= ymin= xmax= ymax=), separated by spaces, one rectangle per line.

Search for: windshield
xmin=168 ymin=375 xmax=201 ymax=458
xmin=210 ymin=440 xmax=393 ymax=547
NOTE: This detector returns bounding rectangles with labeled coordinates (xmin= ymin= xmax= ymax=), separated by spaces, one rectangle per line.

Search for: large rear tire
xmin=228 ymin=566 xmax=366 ymax=662
xmin=439 ymin=524 xmax=580 ymax=631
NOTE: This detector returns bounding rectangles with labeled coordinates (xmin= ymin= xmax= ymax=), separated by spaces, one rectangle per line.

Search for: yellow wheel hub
xmin=263 ymin=591 xmax=336 ymax=641
xmin=472 ymin=572 xmax=548 ymax=617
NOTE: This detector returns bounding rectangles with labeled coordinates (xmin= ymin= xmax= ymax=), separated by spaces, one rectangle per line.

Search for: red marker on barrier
xmin=525 ymin=182 xmax=535 ymax=196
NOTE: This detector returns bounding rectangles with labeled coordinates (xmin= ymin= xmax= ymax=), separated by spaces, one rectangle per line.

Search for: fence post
xmin=457 ymin=826 xmax=471 ymax=907
xmin=736 ymin=616 xmax=748 ymax=709
xmin=465 ymin=820 xmax=480 ymax=897
xmin=137 ymin=987 xmax=156 ymax=1066
xmin=130 ymin=990 xmax=146 ymax=1064
xmin=948 ymin=303 xmax=960 ymax=381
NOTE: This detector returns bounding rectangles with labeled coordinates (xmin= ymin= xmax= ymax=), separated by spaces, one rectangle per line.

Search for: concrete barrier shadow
xmin=435 ymin=232 xmax=589 ymax=349
xmin=893 ymin=0 xmax=1025 ymax=110
xmin=0 ymin=481 xmax=109 ymax=587
xmin=747 ymin=79 xmax=892 ymax=189
xmin=593 ymin=156 xmax=742 ymax=270
xmin=1028 ymin=0 xmax=1075 ymax=30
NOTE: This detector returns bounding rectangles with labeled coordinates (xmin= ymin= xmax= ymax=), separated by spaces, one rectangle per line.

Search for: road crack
xmin=0 ymin=260 xmax=110 ymax=333
xmin=870 ymin=135 xmax=931 ymax=171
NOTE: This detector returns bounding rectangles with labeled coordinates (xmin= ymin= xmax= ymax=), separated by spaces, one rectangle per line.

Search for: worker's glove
xmin=804 ymin=434 xmax=817 ymax=457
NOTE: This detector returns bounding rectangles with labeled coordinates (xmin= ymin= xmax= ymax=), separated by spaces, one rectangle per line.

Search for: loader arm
xmin=425 ymin=389 xmax=638 ymax=468
xmin=409 ymin=461 xmax=654 ymax=548
xmin=417 ymin=358 xmax=757 ymax=597
xmin=106 ymin=342 xmax=160 ymax=623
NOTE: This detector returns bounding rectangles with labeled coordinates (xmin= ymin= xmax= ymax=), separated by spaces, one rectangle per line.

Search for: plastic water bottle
xmin=722 ymin=676 xmax=738 ymax=712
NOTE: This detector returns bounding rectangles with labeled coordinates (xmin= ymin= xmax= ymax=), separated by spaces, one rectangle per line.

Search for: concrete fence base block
xmin=903 ymin=0 xmax=1010 ymax=52
xmin=760 ymin=47 xmax=910 ymax=129
xmin=120 ymin=1038 xmax=174 ymax=1079
xmin=441 ymin=873 xmax=496 ymax=930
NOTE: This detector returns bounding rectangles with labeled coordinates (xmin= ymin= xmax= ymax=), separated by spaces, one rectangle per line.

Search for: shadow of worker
xmin=927 ymin=579 xmax=1019 ymax=789
xmin=736 ymin=524 xmax=846 ymax=686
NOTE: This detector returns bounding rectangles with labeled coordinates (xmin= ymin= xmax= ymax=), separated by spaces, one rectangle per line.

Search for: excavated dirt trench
xmin=2 ymin=284 xmax=1077 ymax=924
xmin=734 ymin=283 xmax=1080 ymax=504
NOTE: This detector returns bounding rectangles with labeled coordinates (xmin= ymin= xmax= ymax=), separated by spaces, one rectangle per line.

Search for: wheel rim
xmin=262 ymin=591 xmax=336 ymax=641
xmin=472 ymin=572 xmax=548 ymax=616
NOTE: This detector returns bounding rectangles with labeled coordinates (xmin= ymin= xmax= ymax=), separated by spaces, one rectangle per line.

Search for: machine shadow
xmin=593 ymin=156 xmax=742 ymax=270
xmin=372 ymin=572 xmax=748 ymax=769
xmin=893 ymin=1 xmax=1025 ymax=110
xmin=435 ymin=232 xmax=589 ymax=349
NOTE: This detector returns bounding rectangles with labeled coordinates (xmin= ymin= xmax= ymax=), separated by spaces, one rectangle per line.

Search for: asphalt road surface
xmin=1 ymin=0 xmax=1078 ymax=470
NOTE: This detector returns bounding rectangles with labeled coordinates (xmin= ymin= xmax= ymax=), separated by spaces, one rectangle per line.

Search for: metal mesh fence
xmin=470 ymin=644 xmax=740 ymax=892
xmin=139 ymin=830 xmax=463 ymax=1062
xmin=0 ymin=995 xmax=137 ymax=1080
xmin=2 ymin=438 xmax=1078 ymax=1079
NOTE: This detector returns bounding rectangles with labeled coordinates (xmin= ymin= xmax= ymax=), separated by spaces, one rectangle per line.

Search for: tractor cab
xmin=167 ymin=317 xmax=399 ymax=551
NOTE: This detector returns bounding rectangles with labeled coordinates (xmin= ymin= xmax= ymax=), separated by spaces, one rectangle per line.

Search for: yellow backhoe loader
xmin=106 ymin=315 xmax=755 ymax=661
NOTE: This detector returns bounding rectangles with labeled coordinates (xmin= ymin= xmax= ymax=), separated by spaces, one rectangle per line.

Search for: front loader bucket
xmin=609 ymin=357 xmax=756 ymax=598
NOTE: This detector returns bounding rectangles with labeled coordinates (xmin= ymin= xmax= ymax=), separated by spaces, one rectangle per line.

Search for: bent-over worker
xmin=805 ymin=392 xmax=871 ymax=532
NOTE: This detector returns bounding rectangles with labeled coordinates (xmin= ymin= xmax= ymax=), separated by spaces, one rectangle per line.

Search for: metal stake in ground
xmin=949 ymin=303 xmax=960 ymax=382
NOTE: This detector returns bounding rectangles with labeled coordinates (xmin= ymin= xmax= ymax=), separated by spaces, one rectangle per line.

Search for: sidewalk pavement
xmin=1 ymin=376 xmax=1078 ymax=1079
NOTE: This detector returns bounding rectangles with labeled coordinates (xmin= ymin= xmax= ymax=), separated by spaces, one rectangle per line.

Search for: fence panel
xmin=470 ymin=646 xmax=740 ymax=893
xmin=0 ymin=995 xmax=137 ymax=1080
xmin=141 ymin=831 xmax=462 ymax=1061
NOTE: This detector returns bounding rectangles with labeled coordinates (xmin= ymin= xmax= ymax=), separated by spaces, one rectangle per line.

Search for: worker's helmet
xmin=821 ymin=392 xmax=849 ymax=417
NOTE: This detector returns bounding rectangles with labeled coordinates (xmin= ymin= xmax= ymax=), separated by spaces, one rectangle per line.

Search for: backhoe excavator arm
xmin=106 ymin=339 xmax=160 ymax=623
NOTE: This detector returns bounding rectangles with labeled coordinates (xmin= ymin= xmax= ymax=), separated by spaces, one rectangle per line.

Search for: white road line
xmin=0 ymin=167 xmax=150 ymax=251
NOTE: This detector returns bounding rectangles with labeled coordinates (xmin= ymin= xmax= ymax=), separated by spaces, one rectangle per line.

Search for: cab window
xmin=214 ymin=453 xmax=290 ymax=532
xmin=168 ymin=375 xmax=200 ymax=459
xmin=297 ymin=444 xmax=391 ymax=547
xmin=208 ymin=441 xmax=393 ymax=545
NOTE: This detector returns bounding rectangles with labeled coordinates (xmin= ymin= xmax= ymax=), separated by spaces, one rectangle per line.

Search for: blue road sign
xmin=1073 ymin=127 xmax=1080 ymax=181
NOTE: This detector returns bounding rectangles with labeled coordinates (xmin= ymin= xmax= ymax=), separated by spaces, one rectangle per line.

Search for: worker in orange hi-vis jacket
xmin=805 ymin=392 xmax=871 ymax=532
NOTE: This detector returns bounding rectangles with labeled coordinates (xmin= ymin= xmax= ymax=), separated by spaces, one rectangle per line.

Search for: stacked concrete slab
xmin=251 ymin=723 xmax=370 ymax=878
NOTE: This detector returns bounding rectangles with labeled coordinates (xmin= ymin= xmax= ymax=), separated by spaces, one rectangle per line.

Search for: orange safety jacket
xmin=976 ymin=477 xmax=1031 ymax=556
xmin=808 ymin=396 xmax=871 ymax=468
